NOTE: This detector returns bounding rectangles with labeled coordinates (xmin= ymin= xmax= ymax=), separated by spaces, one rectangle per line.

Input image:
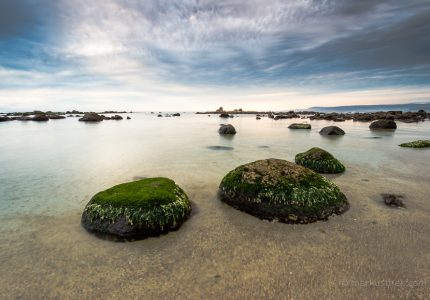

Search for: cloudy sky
xmin=0 ymin=0 xmax=429 ymax=111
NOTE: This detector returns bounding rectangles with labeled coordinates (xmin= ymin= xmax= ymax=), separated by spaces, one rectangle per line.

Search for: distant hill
xmin=305 ymin=102 xmax=430 ymax=113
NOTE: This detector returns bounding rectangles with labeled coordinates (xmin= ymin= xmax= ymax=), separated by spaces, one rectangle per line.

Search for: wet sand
xmin=1 ymin=162 xmax=429 ymax=299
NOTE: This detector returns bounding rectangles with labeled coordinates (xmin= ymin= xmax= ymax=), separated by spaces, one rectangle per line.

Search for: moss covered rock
xmin=81 ymin=177 xmax=192 ymax=238
xmin=295 ymin=147 xmax=345 ymax=174
xmin=288 ymin=123 xmax=311 ymax=129
xmin=399 ymin=140 xmax=430 ymax=148
xmin=219 ymin=159 xmax=349 ymax=223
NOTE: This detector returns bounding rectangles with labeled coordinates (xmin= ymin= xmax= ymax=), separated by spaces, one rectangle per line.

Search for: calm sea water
xmin=1 ymin=113 xmax=430 ymax=298
xmin=0 ymin=113 xmax=429 ymax=216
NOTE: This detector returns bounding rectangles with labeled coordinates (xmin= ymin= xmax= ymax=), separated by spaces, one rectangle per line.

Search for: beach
xmin=1 ymin=113 xmax=429 ymax=299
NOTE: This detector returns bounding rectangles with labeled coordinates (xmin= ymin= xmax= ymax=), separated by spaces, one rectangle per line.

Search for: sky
xmin=0 ymin=0 xmax=429 ymax=112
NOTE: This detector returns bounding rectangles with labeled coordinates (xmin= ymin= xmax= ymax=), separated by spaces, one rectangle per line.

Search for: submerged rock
xmin=172 ymin=113 xmax=181 ymax=117
xmin=218 ymin=124 xmax=236 ymax=135
xmin=295 ymin=147 xmax=345 ymax=174
xmin=319 ymin=126 xmax=345 ymax=136
xmin=399 ymin=140 xmax=430 ymax=148
xmin=127 ymin=116 xmax=131 ymax=120
xmin=207 ymin=146 xmax=234 ymax=151
xmin=79 ymin=113 xmax=104 ymax=122
xmin=219 ymin=159 xmax=349 ymax=223
xmin=382 ymin=194 xmax=405 ymax=208
xmin=81 ymin=177 xmax=192 ymax=238
xmin=369 ymin=119 xmax=397 ymax=130
xmin=288 ymin=123 xmax=311 ymax=129
xmin=219 ymin=112 xmax=230 ymax=118
xmin=111 ymin=115 xmax=123 ymax=120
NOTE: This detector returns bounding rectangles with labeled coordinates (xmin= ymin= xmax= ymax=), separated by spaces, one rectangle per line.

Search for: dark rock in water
xmin=219 ymin=159 xmax=349 ymax=223
xmin=47 ymin=114 xmax=66 ymax=119
xmin=172 ymin=113 xmax=180 ymax=117
xmin=157 ymin=114 xmax=162 ymax=117
xmin=111 ymin=115 xmax=123 ymax=120
xmin=81 ymin=177 xmax=192 ymax=239
xmin=219 ymin=112 xmax=230 ymax=118
xmin=295 ymin=147 xmax=345 ymax=174
xmin=256 ymin=116 xmax=261 ymax=120
xmin=0 ymin=116 xmax=11 ymax=122
xmin=382 ymin=194 xmax=405 ymax=208
xmin=32 ymin=114 xmax=49 ymax=121
xmin=319 ymin=126 xmax=345 ymax=136
xmin=207 ymin=146 xmax=234 ymax=151
xmin=364 ymin=136 xmax=382 ymax=139
xmin=258 ymin=145 xmax=270 ymax=148
xmin=399 ymin=140 xmax=430 ymax=148
xmin=68 ymin=115 xmax=74 ymax=117
xmin=288 ymin=123 xmax=311 ymax=129
xmin=17 ymin=116 xmax=33 ymax=121
xmin=127 ymin=116 xmax=131 ymax=120
xmin=369 ymin=119 xmax=397 ymax=130
xmin=79 ymin=113 xmax=104 ymax=122
xmin=219 ymin=124 xmax=236 ymax=135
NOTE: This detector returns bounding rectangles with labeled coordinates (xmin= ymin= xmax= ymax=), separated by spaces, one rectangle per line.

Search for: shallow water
xmin=1 ymin=113 xmax=429 ymax=299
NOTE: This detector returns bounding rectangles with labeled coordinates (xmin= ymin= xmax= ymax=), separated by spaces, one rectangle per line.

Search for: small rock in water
xmin=319 ymin=126 xmax=345 ymax=136
xmin=218 ymin=124 xmax=236 ymax=135
xmin=288 ymin=123 xmax=311 ymax=129
xmin=382 ymin=193 xmax=405 ymax=208
xmin=369 ymin=119 xmax=397 ymax=130
xmin=258 ymin=145 xmax=270 ymax=148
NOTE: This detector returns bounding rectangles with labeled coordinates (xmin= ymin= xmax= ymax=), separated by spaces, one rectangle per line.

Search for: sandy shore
xmin=1 ymin=163 xmax=429 ymax=299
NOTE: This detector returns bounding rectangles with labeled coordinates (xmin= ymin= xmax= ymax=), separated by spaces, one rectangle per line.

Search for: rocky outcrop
xmin=79 ymin=113 xmax=104 ymax=122
xmin=32 ymin=114 xmax=49 ymax=121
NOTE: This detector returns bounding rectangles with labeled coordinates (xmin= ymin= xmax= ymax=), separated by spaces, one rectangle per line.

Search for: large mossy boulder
xmin=399 ymin=140 xmax=430 ymax=148
xmin=81 ymin=177 xmax=192 ymax=238
xmin=79 ymin=113 xmax=104 ymax=122
xmin=319 ymin=126 xmax=345 ymax=136
xmin=219 ymin=124 xmax=236 ymax=135
xmin=219 ymin=159 xmax=349 ymax=223
xmin=369 ymin=119 xmax=397 ymax=130
xmin=295 ymin=147 xmax=345 ymax=174
xmin=288 ymin=123 xmax=311 ymax=129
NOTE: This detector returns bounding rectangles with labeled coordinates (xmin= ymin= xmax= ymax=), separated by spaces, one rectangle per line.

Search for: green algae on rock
xmin=399 ymin=140 xmax=430 ymax=148
xmin=81 ymin=177 xmax=192 ymax=238
xmin=219 ymin=159 xmax=349 ymax=224
xmin=295 ymin=147 xmax=345 ymax=174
